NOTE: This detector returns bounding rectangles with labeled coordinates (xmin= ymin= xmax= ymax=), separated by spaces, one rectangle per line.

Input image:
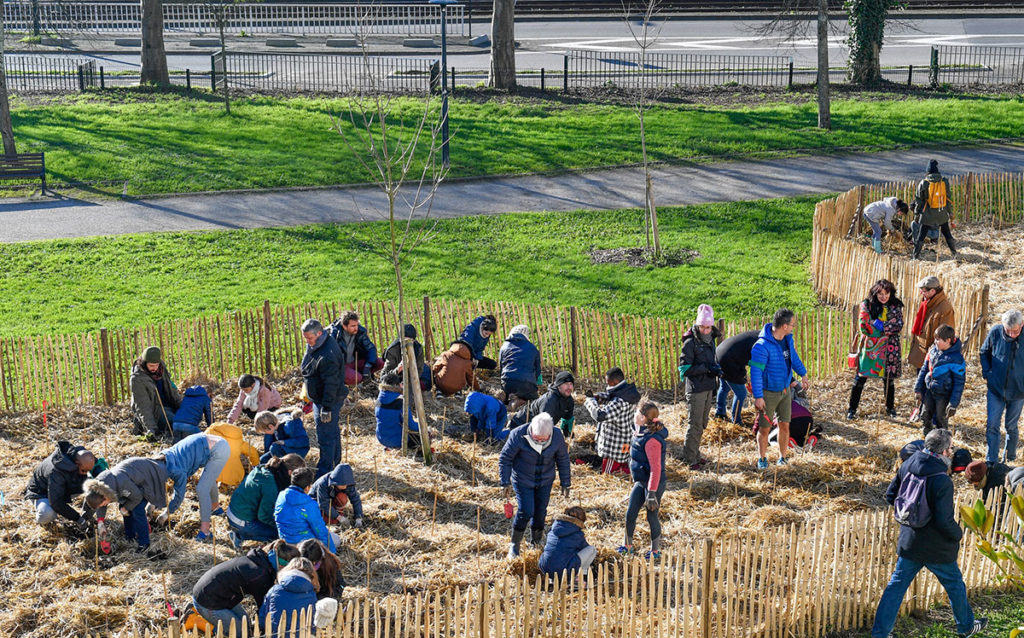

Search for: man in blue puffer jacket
xmin=459 ymin=315 xmax=498 ymax=370
xmin=310 ymin=463 xmax=364 ymax=528
xmin=980 ymin=309 xmax=1024 ymax=464
xmin=274 ymin=467 xmax=338 ymax=553
xmin=750 ymin=309 xmax=809 ymax=470
xmin=915 ymin=324 xmax=965 ymax=435
xmin=464 ymin=391 xmax=509 ymax=442
xmin=499 ymin=325 xmax=542 ymax=404
xmin=538 ymin=506 xmax=596 ymax=586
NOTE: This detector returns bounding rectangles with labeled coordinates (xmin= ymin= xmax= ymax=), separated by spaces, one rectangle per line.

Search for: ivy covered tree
xmin=846 ymin=0 xmax=902 ymax=85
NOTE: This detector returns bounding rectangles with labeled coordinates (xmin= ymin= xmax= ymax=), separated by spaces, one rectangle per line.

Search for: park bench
xmin=0 ymin=152 xmax=46 ymax=193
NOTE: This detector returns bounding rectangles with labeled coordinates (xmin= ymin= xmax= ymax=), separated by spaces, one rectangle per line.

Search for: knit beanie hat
xmin=964 ymin=461 xmax=988 ymax=485
xmin=951 ymin=448 xmax=973 ymax=473
xmin=916 ymin=276 xmax=941 ymax=290
xmin=142 ymin=346 xmax=162 ymax=364
xmin=509 ymin=325 xmax=529 ymax=339
xmin=554 ymin=370 xmax=575 ymax=387
xmin=403 ymin=323 xmax=417 ymax=339
xmin=696 ymin=304 xmax=715 ymax=327
xmin=927 ymin=159 xmax=939 ymax=174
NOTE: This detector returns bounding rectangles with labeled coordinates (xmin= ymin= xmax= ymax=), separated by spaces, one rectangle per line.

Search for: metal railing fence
xmin=565 ymin=49 xmax=792 ymax=89
xmin=220 ymin=52 xmax=436 ymax=93
xmin=934 ymin=45 xmax=1024 ymax=85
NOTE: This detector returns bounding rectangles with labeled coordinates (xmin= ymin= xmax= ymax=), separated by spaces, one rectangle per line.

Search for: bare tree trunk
xmin=0 ymin=1 xmax=18 ymax=156
xmin=140 ymin=0 xmax=169 ymax=85
xmin=816 ymin=0 xmax=831 ymax=130
xmin=488 ymin=0 xmax=515 ymax=89
xmin=218 ymin=11 xmax=230 ymax=114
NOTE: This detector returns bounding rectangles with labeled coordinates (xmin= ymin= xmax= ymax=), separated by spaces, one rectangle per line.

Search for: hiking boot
xmin=886 ymin=408 xmax=898 ymax=418
xmin=507 ymin=529 xmax=525 ymax=559
xmin=229 ymin=531 xmax=243 ymax=550
xmin=531 ymin=528 xmax=545 ymax=548
xmin=756 ymin=457 xmax=770 ymax=471
xmin=689 ymin=458 xmax=710 ymax=471
xmin=959 ymin=617 xmax=988 ymax=637
xmin=713 ymin=411 xmax=728 ymax=420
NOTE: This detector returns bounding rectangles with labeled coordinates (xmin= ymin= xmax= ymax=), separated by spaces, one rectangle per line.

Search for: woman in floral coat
xmin=847 ymin=279 xmax=904 ymax=420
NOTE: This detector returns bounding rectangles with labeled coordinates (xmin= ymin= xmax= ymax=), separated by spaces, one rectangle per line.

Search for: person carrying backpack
xmin=870 ymin=429 xmax=986 ymax=638
xmin=911 ymin=159 xmax=957 ymax=260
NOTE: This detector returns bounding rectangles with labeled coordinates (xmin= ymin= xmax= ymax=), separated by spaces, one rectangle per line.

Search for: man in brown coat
xmin=908 ymin=276 xmax=956 ymax=370
xmin=432 ymin=341 xmax=479 ymax=396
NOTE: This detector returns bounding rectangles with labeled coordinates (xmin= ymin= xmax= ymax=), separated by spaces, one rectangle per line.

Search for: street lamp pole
xmin=430 ymin=0 xmax=457 ymax=168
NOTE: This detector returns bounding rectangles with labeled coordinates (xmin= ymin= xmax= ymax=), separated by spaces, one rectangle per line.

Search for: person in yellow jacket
xmin=206 ymin=423 xmax=261 ymax=487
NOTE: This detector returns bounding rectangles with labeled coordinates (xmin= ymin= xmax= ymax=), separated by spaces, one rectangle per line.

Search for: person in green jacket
xmin=912 ymin=159 xmax=957 ymax=260
xmin=227 ymin=454 xmax=306 ymax=549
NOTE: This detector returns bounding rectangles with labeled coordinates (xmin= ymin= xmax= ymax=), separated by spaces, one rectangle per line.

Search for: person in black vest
xmin=300 ymin=319 xmax=346 ymax=479
xmin=618 ymin=402 xmax=668 ymax=561
xmin=870 ymin=429 xmax=986 ymax=638
xmin=715 ymin=329 xmax=758 ymax=424
xmin=24 ymin=441 xmax=100 ymax=529
xmin=964 ymin=460 xmax=1012 ymax=503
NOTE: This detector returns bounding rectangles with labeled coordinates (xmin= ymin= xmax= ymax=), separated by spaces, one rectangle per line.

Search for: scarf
xmin=911 ymin=297 xmax=929 ymax=336
xmin=144 ymin=363 xmax=164 ymax=383
xmin=244 ymin=380 xmax=261 ymax=412
xmin=526 ymin=433 xmax=552 ymax=455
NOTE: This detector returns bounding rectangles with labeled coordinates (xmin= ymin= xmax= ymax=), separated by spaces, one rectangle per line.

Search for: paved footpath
xmin=3 ymin=143 xmax=1023 ymax=243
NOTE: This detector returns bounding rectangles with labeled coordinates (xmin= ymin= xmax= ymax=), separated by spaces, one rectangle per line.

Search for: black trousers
xmin=913 ymin=222 xmax=956 ymax=258
xmin=849 ymin=375 xmax=895 ymax=413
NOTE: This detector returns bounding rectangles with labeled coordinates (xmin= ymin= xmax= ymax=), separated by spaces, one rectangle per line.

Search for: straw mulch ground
xmin=0 ymin=364 xmax=995 ymax=637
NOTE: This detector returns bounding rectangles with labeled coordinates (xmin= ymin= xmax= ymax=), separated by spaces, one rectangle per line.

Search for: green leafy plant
xmin=961 ymin=494 xmax=1024 ymax=591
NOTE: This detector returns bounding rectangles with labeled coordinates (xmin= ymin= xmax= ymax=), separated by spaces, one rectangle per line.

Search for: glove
xmin=536 ymin=374 xmax=543 ymax=385
xmin=155 ymin=511 xmax=169 ymax=526
xmin=946 ymin=405 xmax=957 ymax=418
xmin=710 ymin=365 xmax=723 ymax=377
xmin=93 ymin=457 xmax=110 ymax=473
xmin=320 ymin=410 xmax=332 ymax=423
xmin=559 ymin=417 xmax=575 ymax=437
xmin=119 ymin=506 xmax=130 ymax=517
xmin=645 ymin=492 xmax=660 ymax=511
xmin=561 ymin=486 xmax=571 ymax=499
xmin=584 ymin=389 xmax=594 ymax=398
xmin=354 ymin=517 xmax=364 ymax=529
xmin=362 ymin=364 xmax=373 ymax=377
xmin=503 ymin=485 xmax=512 ymax=500
xmin=97 ymin=519 xmax=108 ymax=539
xmin=76 ymin=515 xmax=92 ymax=531
xmin=872 ymin=319 xmax=884 ymax=332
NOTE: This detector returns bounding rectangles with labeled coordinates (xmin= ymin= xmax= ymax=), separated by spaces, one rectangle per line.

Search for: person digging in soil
xmin=227 ymin=374 xmax=283 ymax=425
xmin=863 ymin=196 xmax=909 ymax=254
xmin=751 ymin=309 xmax=809 ymax=470
xmin=310 ymin=462 xmax=364 ymax=529
xmin=431 ymin=341 xmax=478 ymax=397
xmin=274 ymin=467 xmax=339 ymax=552
xmin=678 ymin=304 xmax=722 ymax=471
xmin=159 ymin=432 xmax=233 ymax=542
xmin=498 ymin=324 xmax=542 ymax=408
xmin=847 ymin=279 xmax=904 ymax=420
xmin=464 ymin=391 xmax=510 ymax=443
xmin=965 ymin=460 xmax=1014 ymax=504
xmin=24 ymin=441 xmax=102 ymax=530
xmin=509 ymin=370 xmax=576 ymax=438
xmin=171 ymin=385 xmax=214 ymax=443
xmin=254 ymin=408 xmax=310 ymax=465
xmin=584 ymin=366 xmax=641 ymax=475
xmin=459 ymin=314 xmax=498 ymax=371
xmin=618 ymin=402 xmax=667 ymax=561
xmin=84 ymin=456 xmax=169 ymax=559
xmin=768 ymin=384 xmax=821 ymax=452
xmin=499 ymin=412 xmax=571 ymax=558
xmin=380 ymin=324 xmax=432 ymax=392
xmin=538 ymin=506 xmax=597 ymax=590
xmin=375 ymin=371 xmax=422 ymax=453
xmin=914 ymin=324 xmax=965 ymax=436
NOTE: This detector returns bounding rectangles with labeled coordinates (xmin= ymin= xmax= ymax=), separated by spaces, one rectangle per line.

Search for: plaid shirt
xmin=585 ymin=397 xmax=634 ymax=463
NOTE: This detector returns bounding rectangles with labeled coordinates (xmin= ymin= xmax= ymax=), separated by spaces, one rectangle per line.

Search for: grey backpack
xmin=893 ymin=471 xmax=945 ymax=528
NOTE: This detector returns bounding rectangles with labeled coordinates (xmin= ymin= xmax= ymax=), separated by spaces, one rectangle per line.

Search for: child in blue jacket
xmin=172 ymin=386 xmax=213 ymax=443
xmin=310 ymin=463 xmax=364 ymax=528
xmin=915 ymin=324 xmax=966 ymax=434
xmin=257 ymin=557 xmax=319 ymax=637
xmin=274 ymin=467 xmax=338 ymax=552
xmin=375 ymin=372 xmax=420 ymax=452
xmin=538 ymin=506 xmax=596 ymax=588
xmin=464 ymin=391 xmax=509 ymax=442
xmin=255 ymin=408 xmax=311 ymax=464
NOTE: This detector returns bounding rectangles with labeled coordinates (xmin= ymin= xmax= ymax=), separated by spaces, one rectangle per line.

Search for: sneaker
xmin=846 ymin=410 xmax=856 ymax=420
xmin=886 ymin=409 xmax=898 ymax=418
xmin=195 ymin=531 xmax=213 ymax=543
xmin=211 ymin=507 xmax=225 ymax=517
xmin=777 ymin=457 xmax=788 ymax=466
xmin=229 ymin=531 xmax=243 ymax=550
xmin=644 ymin=549 xmax=661 ymax=560
xmin=616 ymin=545 xmax=636 ymax=556
xmin=959 ymin=617 xmax=988 ymax=637
xmin=756 ymin=457 xmax=770 ymax=470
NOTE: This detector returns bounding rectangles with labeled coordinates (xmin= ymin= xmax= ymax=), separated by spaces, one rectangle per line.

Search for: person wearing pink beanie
xmin=677 ymin=304 xmax=722 ymax=470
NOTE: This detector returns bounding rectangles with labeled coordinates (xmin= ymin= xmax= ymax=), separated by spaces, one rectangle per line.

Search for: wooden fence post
xmin=701 ymin=538 xmax=714 ymax=638
xmin=423 ymin=296 xmax=433 ymax=362
xmin=570 ymin=306 xmax=579 ymax=376
xmin=965 ymin=171 xmax=975 ymax=222
xmin=99 ymin=328 xmax=114 ymax=406
xmin=263 ymin=300 xmax=272 ymax=377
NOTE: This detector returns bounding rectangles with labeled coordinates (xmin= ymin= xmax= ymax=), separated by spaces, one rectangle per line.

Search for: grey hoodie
xmin=90 ymin=457 xmax=169 ymax=518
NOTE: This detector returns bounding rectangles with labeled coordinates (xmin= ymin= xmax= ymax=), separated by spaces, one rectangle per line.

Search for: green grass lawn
xmin=832 ymin=588 xmax=1024 ymax=637
xmin=12 ymin=90 xmax=1024 ymax=195
xmin=0 ymin=196 xmax=816 ymax=336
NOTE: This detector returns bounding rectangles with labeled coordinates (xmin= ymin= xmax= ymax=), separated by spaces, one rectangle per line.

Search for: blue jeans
xmin=871 ymin=557 xmax=974 ymax=637
xmin=34 ymin=498 xmax=58 ymax=525
xmin=986 ymin=388 xmax=1024 ymax=463
xmin=196 ymin=439 xmax=231 ymax=523
xmin=866 ymin=216 xmax=883 ymax=241
xmin=716 ymin=379 xmax=747 ymax=423
xmin=193 ymin=598 xmax=247 ymax=638
xmin=172 ymin=422 xmax=202 ymax=443
xmin=123 ymin=499 xmax=150 ymax=549
xmin=314 ymin=402 xmax=343 ymax=478
xmin=513 ymin=482 xmax=553 ymax=532
xmin=227 ymin=512 xmax=279 ymax=542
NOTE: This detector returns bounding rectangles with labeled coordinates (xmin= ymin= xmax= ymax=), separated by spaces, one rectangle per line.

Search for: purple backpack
xmin=893 ymin=471 xmax=945 ymax=528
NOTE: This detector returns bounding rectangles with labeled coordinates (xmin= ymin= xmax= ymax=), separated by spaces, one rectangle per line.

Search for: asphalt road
xmin=3 ymin=143 xmax=1023 ymax=243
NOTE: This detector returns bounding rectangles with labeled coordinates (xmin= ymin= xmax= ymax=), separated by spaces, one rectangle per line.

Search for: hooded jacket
xmin=913 ymin=172 xmax=952 ymax=226
xmin=464 ymin=392 xmax=510 ymax=441
xmin=275 ymin=485 xmax=336 ymax=552
xmin=194 ymin=547 xmax=279 ymax=611
xmin=301 ymin=332 xmax=346 ymax=408
xmin=716 ymin=330 xmax=759 ymax=385
xmin=980 ymin=325 xmax=1024 ymax=402
xmin=459 ymin=316 xmax=493 ymax=362
xmin=885 ymin=450 xmax=961 ymax=564
xmin=173 ymin=386 xmax=213 ymax=429
xmin=499 ymin=333 xmax=542 ymax=385
xmin=498 ymin=424 xmax=571 ymax=490
xmin=24 ymin=441 xmax=95 ymax=521
xmin=980 ymin=462 xmax=1011 ymax=503
xmin=679 ymin=325 xmax=722 ymax=394
xmin=257 ymin=571 xmax=318 ymax=637
xmin=863 ymin=196 xmax=901 ymax=230
xmin=381 ymin=324 xmax=425 ymax=378
xmin=509 ymin=373 xmax=576 ymax=430
xmin=914 ymin=338 xmax=966 ymax=407
xmin=228 ymin=463 xmax=291 ymax=527
xmin=264 ymin=416 xmax=311 ymax=459
xmin=130 ymin=361 xmax=182 ymax=434
xmin=162 ymin=433 xmax=215 ymax=515
xmin=206 ymin=423 xmax=261 ymax=487
xmin=91 ymin=457 xmax=169 ymax=519
xmin=749 ymin=323 xmax=807 ymax=398
xmin=908 ymin=290 xmax=955 ymax=369
xmin=311 ymin=463 xmax=363 ymax=521
xmin=584 ymin=381 xmax=640 ymax=463
xmin=228 ymin=380 xmax=283 ymax=424
xmin=328 ymin=321 xmax=379 ymax=367
xmin=374 ymin=387 xmax=419 ymax=449
xmin=431 ymin=342 xmax=477 ymax=396
xmin=538 ymin=514 xmax=591 ymax=576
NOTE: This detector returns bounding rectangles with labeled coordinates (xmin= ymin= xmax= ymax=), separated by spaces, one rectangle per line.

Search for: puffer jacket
xmin=431 ymin=342 xmax=477 ymax=396
xmin=538 ymin=514 xmax=590 ymax=576
xmin=263 ymin=416 xmax=310 ymax=459
xmin=228 ymin=380 xmax=283 ymax=424
xmin=885 ymin=450 xmax=961 ymax=564
xmin=499 ymin=333 xmax=542 ymax=385
xmin=194 ymin=547 xmax=279 ymax=611
xmin=908 ymin=290 xmax=956 ymax=369
xmin=375 ymin=387 xmax=419 ymax=449
xmin=257 ymin=571 xmax=318 ymax=637
xmin=174 ymin=385 xmax=213 ymax=429
xmin=92 ymin=457 xmax=169 ymax=519
xmin=464 ymin=392 xmax=509 ymax=441
xmin=274 ymin=485 xmax=336 ymax=552
xmin=301 ymin=332 xmax=346 ymax=408
xmin=311 ymin=463 xmax=363 ymax=521
xmin=498 ymin=424 xmax=570 ymax=490
xmin=130 ymin=361 xmax=182 ymax=434
xmin=678 ymin=325 xmax=722 ymax=394
xmin=913 ymin=172 xmax=952 ymax=226
xmin=228 ymin=463 xmax=290 ymax=527
xmin=630 ymin=424 xmax=668 ymax=491
xmin=914 ymin=338 xmax=966 ymax=407
xmin=25 ymin=441 xmax=95 ymax=521
xmin=206 ymin=423 xmax=262 ymax=487
xmin=459 ymin=316 xmax=493 ymax=362
xmin=749 ymin=323 xmax=807 ymax=398
xmin=329 ymin=321 xmax=379 ymax=367
xmin=980 ymin=325 xmax=1024 ymax=401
